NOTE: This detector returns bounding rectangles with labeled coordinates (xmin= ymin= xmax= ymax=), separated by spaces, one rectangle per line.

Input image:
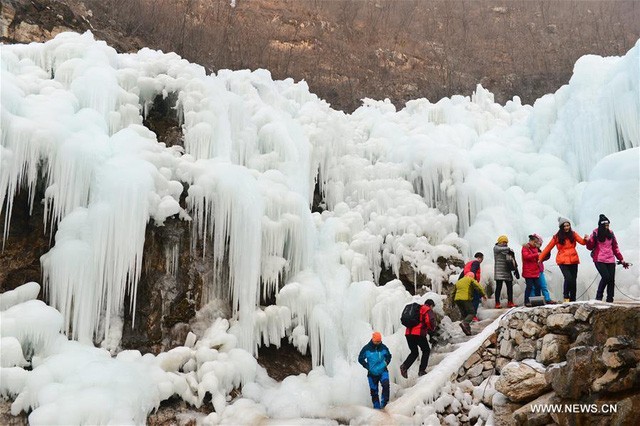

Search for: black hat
xmin=424 ymin=299 xmax=435 ymax=307
xmin=598 ymin=214 xmax=610 ymax=226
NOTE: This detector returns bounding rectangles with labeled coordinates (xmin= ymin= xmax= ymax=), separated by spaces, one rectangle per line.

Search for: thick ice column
xmin=187 ymin=162 xmax=264 ymax=353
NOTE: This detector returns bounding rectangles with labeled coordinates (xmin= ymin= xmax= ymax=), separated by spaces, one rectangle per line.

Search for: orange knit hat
xmin=372 ymin=331 xmax=382 ymax=343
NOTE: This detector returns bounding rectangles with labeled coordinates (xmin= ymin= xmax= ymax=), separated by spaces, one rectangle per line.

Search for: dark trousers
xmin=472 ymin=290 xmax=481 ymax=315
xmin=401 ymin=334 xmax=431 ymax=373
xmin=368 ymin=371 xmax=390 ymax=409
xmin=524 ymin=278 xmax=541 ymax=304
xmin=456 ymin=300 xmax=475 ymax=324
xmin=559 ymin=264 xmax=578 ymax=301
xmin=595 ymin=262 xmax=616 ymax=302
xmin=495 ymin=280 xmax=513 ymax=303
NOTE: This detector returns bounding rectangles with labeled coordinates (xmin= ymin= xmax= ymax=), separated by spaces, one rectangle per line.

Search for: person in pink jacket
xmin=586 ymin=214 xmax=629 ymax=303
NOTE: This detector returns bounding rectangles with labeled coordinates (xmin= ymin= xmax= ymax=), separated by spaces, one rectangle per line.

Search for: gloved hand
xmin=622 ymin=261 xmax=630 ymax=269
xmin=514 ymin=270 xmax=521 ymax=279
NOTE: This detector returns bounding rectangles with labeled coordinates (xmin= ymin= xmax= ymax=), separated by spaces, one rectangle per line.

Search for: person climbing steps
xmin=452 ymin=272 xmax=486 ymax=336
xmin=358 ymin=332 xmax=391 ymax=409
xmin=399 ymin=299 xmax=437 ymax=378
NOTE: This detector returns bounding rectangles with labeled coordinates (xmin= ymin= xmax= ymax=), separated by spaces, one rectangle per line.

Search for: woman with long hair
xmin=586 ymin=214 xmax=629 ymax=303
xmin=539 ymin=217 xmax=587 ymax=302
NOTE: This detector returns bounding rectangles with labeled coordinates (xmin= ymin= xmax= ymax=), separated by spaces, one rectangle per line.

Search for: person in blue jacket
xmin=358 ymin=331 xmax=392 ymax=409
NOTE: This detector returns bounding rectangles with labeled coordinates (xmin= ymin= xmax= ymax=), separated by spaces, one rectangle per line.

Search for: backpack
xmin=401 ymin=302 xmax=422 ymax=328
xmin=506 ymin=250 xmax=520 ymax=279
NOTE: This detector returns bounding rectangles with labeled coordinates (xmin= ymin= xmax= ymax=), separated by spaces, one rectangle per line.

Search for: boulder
xmin=602 ymin=336 xmax=639 ymax=370
xmin=522 ymin=319 xmax=543 ymax=338
xmin=467 ymin=363 xmax=484 ymax=378
xmin=500 ymin=339 xmax=516 ymax=359
xmin=512 ymin=391 xmax=554 ymax=426
xmin=492 ymin=392 xmax=521 ymax=426
xmin=574 ymin=304 xmax=595 ymax=322
xmin=515 ymin=340 xmax=536 ymax=361
xmin=546 ymin=313 xmax=575 ymax=333
xmin=573 ymin=331 xmax=594 ymax=348
xmin=604 ymin=336 xmax=634 ymax=352
xmin=538 ymin=333 xmax=570 ymax=364
xmin=593 ymin=366 xmax=640 ymax=394
xmin=550 ymin=346 xmax=606 ymax=399
xmin=495 ymin=361 xmax=550 ymax=402
xmin=470 ymin=374 xmax=485 ymax=386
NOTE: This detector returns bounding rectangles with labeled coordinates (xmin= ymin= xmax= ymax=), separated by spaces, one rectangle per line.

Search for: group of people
xmin=358 ymin=298 xmax=436 ymax=409
xmin=453 ymin=214 xmax=630 ymax=335
xmin=358 ymin=213 xmax=630 ymax=409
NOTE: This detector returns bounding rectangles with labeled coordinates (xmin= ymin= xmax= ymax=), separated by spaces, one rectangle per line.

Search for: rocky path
xmin=426 ymin=307 xmax=506 ymax=374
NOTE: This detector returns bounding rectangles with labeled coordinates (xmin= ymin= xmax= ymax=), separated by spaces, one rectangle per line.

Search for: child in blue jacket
xmin=358 ymin=331 xmax=392 ymax=409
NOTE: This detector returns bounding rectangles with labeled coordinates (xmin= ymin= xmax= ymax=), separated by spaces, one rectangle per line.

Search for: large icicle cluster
xmin=0 ymin=283 xmax=264 ymax=425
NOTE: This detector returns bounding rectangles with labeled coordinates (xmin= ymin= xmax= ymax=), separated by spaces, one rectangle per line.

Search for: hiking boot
xmin=545 ymin=300 xmax=556 ymax=304
xmin=494 ymin=302 xmax=502 ymax=309
xmin=418 ymin=370 xmax=427 ymax=377
xmin=524 ymin=302 xmax=532 ymax=307
xmin=459 ymin=322 xmax=472 ymax=336
xmin=507 ymin=301 xmax=516 ymax=308
xmin=564 ymin=298 xmax=570 ymax=303
xmin=400 ymin=365 xmax=408 ymax=379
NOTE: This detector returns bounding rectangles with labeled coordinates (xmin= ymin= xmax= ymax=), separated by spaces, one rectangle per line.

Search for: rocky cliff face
xmin=448 ymin=303 xmax=640 ymax=426
xmin=3 ymin=0 xmax=639 ymax=111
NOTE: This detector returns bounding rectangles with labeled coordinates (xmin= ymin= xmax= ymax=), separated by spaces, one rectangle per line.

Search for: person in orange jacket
xmin=539 ymin=217 xmax=588 ymax=302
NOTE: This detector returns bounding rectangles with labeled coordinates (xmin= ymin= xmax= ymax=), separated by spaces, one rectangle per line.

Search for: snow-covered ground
xmin=1 ymin=32 xmax=638 ymax=424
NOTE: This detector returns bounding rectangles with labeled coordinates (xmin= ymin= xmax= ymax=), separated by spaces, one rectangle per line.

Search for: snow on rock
xmin=0 ymin=281 xmax=40 ymax=310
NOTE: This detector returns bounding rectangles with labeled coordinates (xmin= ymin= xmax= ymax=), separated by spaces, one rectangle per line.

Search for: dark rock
xmin=546 ymin=313 xmax=575 ymax=334
xmin=593 ymin=367 xmax=640 ymax=394
xmin=550 ymin=346 xmax=607 ymax=399
xmin=0 ymin=187 xmax=49 ymax=294
xmin=604 ymin=336 xmax=635 ymax=352
xmin=512 ymin=391 xmax=554 ymax=426
xmin=515 ymin=339 xmax=537 ymax=361
xmin=256 ymin=338 xmax=312 ymax=382
xmin=492 ymin=393 xmax=522 ymax=426
xmin=121 ymin=217 xmax=228 ymax=353
xmin=550 ymin=391 xmax=640 ymax=426
xmin=0 ymin=398 xmax=28 ymax=426
xmin=147 ymin=396 xmax=211 ymax=426
xmin=589 ymin=308 xmax=640 ymax=347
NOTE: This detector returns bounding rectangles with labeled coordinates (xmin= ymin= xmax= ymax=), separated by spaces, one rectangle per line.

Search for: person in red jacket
xmin=539 ymin=217 xmax=588 ymax=302
xmin=521 ymin=235 xmax=543 ymax=306
xmin=399 ymin=299 xmax=437 ymax=378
